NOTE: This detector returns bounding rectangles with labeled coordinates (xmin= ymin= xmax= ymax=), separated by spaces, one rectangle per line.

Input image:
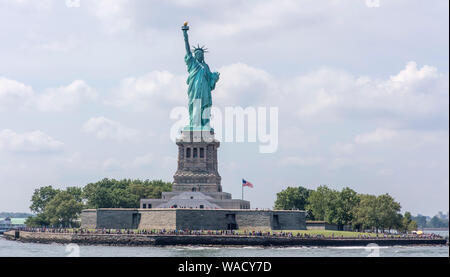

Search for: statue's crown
xmin=193 ymin=44 xmax=208 ymax=53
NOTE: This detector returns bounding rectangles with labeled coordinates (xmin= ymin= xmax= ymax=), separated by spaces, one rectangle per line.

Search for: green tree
xmin=428 ymin=216 xmax=449 ymax=228
xmin=44 ymin=191 xmax=84 ymax=227
xmin=25 ymin=213 xmax=50 ymax=227
xmin=83 ymin=178 xmax=172 ymax=209
xmin=274 ymin=186 xmax=312 ymax=211
xmin=408 ymin=220 xmax=418 ymax=232
xmin=400 ymin=212 xmax=418 ymax=233
xmin=332 ymin=188 xmax=360 ymax=226
xmin=353 ymin=194 xmax=379 ymax=232
xmin=129 ymin=180 xmax=173 ymax=200
xmin=111 ymin=188 xmax=138 ymax=208
xmin=30 ymin=186 xmax=60 ymax=214
xmin=352 ymin=194 xmax=403 ymax=233
xmin=306 ymin=185 xmax=338 ymax=222
xmin=66 ymin=187 xmax=83 ymax=202
xmin=376 ymin=194 xmax=401 ymax=232
xmin=26 ymin=178 xmax=172 ymax=227
xmin=393 ymin=213 xmax=404 ymax=232
xmin=412 ymin=214 xmax=428 ymax=228
xmin=83 ymin=183 xmax=115 ymax=209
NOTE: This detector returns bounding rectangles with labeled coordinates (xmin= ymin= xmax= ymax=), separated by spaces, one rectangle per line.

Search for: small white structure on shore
xmin=0 ymin=217 xmax=12 ymax=233
xmin=0 ymin=217 xmax=26 ymax=234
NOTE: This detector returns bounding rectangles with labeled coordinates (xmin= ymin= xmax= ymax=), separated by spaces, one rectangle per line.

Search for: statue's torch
xmin=182 ymin=22 xmax=189 ymax=31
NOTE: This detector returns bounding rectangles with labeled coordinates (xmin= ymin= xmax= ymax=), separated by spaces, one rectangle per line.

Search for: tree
xmin=26 ymin=187 xmax=85 ymax=228
xmin=129 ymin=180 xmax=173 ymax=200
xmin=353 ymin=194 xmax=379 ymax=232
xmin=44 ymin=191 xmax=84 ymax=227
xmin=332 ymin=188 xmax=360 ymax=226
xmin=66 ymin=187 xmax=83 ymax=202
xmin=428 ymin=216 xmax=449 ymax=228
xmin=393 ymin=213 xmax=404 ymax=233
xmin=26 ymin=178 xmax=173 ymax=227
xmin=408 ymin=220 xmax=418 ymax=232
xmin=376 ymin=194 xmax=401 ymax=232
xmin=83 ymin=183 xmax=115 ymax=209
xmin=111 ymin=188 xmax=139 ymax=208
xmin=306 ymin=186 xmax=338 ymax=222
xmin=30 ymin=186 xmax=60 ymax=214
xmin=412 ymin=214 xmax=428 ymax=228
xmin=83 ymin=178 xmax=172 ymax=209
xmin=400 ymin=212 xmax=418 ymax=233
xmin=274 ymin=186 xmax=312 ymax=211
xmin=25 ymin=213 xmax=50 ymax=227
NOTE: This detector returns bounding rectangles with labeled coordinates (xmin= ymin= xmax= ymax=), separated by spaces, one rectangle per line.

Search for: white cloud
xmin=93 ymin=60 xmax=449 ymax=132
xmin=280 ymin=156 xmax=323 ymax=167
xmin=0 ymin=77 xmax=34 ymax=111
xmin=280 ymin=127 xmax=319 ymax=150
xmin=115 ymin=61 xmax=446 ymax=126
xmin=377 ymin=169 xmax=395 ymax=176
xmin=194 ymin=0 xmax=324 ymax=37
xmin=88 ymin=0 xmax=134 ymax=33
xmin=355 ymin=128 xmax=398 ymax=144
xmin=132 ymin=153 xmax=154 ymax=167
xmin=35 ymin=80 xmax=97 ymax=112
xmin=0 ymin=129 xmax=63 ymax=153
xmin=390 ymin=61 xmax=440 ymax=83
xmin=82 ymin=117 xmax=139 ymax=141
xmin=4 ymin=0 xmax=53 ymax=11
xmin=109 ymin=63 xmax=273 ymax=111
xmin=160 ymin=155 xmax=177 ymax=169
xmin=102 ymin=158 xmax=122 ymax=171
xmin=65 ymin=0 xmax=80 ymax=8
xmin=283 ymin=62 xmax=449 ymax=119
xmin=38 ymin=36 xmax=79 ymax=53
xmin=331 ymin=142 xmax=355 ymax=155
xmin=330 ymin=157 xmax=356 ymax=169
xmin=215 ymin=63 xmax=274 ymax=107
xmin=330 ymin=128 xmax=449 ymax=170
xmin=109 ymin=71 xmax=185 ymax=111
xmin=1 ymin=78 xmax=96 ymax=112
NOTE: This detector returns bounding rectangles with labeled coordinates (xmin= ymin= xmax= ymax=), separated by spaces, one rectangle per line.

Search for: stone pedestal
xmin=139 ymin=129 xmax=250 ymax=210
xmin=173 ymin=130 xmax=222 ymax=193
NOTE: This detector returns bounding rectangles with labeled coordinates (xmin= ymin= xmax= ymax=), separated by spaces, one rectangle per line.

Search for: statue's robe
xmin=185 ymin=52 xmax=220 ymax=128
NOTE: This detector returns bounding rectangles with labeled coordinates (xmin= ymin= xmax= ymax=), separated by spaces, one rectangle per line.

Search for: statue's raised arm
xmin=182 ymin=22 xmax=192 ymax=56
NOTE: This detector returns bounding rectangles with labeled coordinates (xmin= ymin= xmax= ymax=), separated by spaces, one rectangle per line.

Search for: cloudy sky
xmin=0 ymin=0 xmax=448 ymax=216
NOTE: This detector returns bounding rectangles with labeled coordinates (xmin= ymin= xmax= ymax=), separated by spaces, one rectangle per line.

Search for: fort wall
xmin=81 ymin=209 xmax=306 ymax=231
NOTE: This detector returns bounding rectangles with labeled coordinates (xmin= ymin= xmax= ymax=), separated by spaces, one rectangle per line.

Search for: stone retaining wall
xmin=4 ymin=231 xmax=447 ymax=247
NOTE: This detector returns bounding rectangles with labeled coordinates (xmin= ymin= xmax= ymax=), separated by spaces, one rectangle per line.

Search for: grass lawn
xmin=237 ymin=229 xmax=398 ymax=238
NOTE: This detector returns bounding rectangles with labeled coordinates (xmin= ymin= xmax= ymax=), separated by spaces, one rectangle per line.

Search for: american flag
xmin=242 ymin=179 xmax=254 ymax=188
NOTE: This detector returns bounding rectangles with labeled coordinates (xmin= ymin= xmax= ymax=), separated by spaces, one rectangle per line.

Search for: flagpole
xmin=242 ymin=179 xmax=244 ymax=200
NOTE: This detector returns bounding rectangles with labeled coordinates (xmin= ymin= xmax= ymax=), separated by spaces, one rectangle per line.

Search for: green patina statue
xmin=182 ymin=22 xmax=220 ymax=131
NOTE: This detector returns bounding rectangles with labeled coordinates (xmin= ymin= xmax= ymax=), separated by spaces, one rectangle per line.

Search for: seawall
xmin=3 ymin=231 xmax=447 ymax=247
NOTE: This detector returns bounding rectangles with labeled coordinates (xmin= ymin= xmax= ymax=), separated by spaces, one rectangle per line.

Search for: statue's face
xmin=194 ymin=50 xmax=204 ymax=62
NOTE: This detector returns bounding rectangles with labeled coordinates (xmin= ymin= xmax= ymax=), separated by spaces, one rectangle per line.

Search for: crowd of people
xmin=15 ymin=227 xmax=446 ymax=240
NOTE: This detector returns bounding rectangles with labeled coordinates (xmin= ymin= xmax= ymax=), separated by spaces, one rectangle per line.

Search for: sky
xmin=0 ymin=0 xmax=448 ymax=216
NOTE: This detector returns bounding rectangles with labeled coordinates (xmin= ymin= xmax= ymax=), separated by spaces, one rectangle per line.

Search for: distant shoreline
xmin=423 ymin=228 xmax=449 ymax=231
xmin=3 ymin=231 xmax=447 ymax=248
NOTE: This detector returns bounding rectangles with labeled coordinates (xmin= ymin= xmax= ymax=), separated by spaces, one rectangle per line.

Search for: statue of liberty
xmin=182 ymin=22 xmax=220 ymax=131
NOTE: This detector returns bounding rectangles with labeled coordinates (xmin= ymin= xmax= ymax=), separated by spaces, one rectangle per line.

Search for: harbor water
xmin=0 ymin=232 xmax=448 ymax=257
